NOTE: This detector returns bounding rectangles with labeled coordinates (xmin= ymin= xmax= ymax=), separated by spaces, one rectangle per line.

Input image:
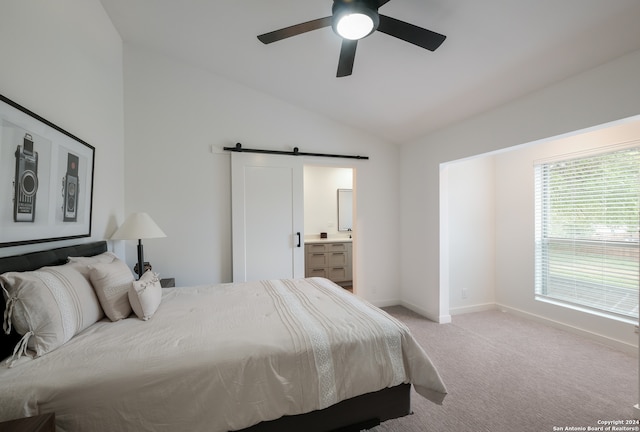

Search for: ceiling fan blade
xmin=258 ymin=16 xmax=332 ymax=44
xmin=337 ymin=39 xmax=357 ymax=77
xmin=377 ymin=15 xmax=446 ymax=51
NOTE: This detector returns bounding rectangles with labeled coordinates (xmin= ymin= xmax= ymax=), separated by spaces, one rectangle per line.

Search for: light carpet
xmin=374 ymin=306 xmax=638 ymax=432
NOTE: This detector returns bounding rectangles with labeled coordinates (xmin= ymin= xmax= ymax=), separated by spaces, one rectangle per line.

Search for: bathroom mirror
xmin=337 ymin=189 xmax=352 ymax=232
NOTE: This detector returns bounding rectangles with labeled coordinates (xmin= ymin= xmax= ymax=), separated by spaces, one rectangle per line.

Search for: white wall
xmin=400 ymin=49 xmax=640 ymax=327
xmin=0 ymin=1 xmax=125 ymax=258
xmin=443 ymin=156 xmax=496 ymax=315
xmin=122 ymin=46 xmax=400 ymax=305
xmin=304 ymin=166 xmax=353 ymax=240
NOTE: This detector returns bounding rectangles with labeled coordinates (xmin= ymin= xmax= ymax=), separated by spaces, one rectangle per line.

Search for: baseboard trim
xmin=385 ymin=299 xmax=636 ymax=353
xmin=398 ymin=300 xmax=451 ymax=323
xmin=450 ymin=303 xmax=497 ymax=316
xmin=496 ymin=303 xmax=638 ymax=355
xmin=370 ymin=298 xmax=402 ymax=309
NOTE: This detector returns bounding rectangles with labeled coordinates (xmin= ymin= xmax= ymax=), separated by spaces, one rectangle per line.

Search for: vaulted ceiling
xmin=100 ymin=0 xmax=640 ymax=144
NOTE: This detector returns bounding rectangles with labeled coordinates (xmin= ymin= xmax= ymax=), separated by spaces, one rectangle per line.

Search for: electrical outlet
xmin=461 ymin=288 xmax=468 ymax=299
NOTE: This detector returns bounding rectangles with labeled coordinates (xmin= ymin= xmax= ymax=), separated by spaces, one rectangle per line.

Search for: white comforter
xmin=0 ymin=277 xmax=446 ymax=431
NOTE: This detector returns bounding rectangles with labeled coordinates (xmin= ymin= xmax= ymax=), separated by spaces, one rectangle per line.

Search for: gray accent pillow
xmin=89 ymin=259 xmax=135 ymax=321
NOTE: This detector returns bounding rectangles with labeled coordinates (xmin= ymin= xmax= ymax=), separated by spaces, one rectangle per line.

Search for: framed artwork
xmin=0 ymin=94 xmax=94 ymax=247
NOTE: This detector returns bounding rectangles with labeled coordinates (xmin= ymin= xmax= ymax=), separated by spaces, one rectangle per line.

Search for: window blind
xmin=534 ymin=146 xmax=640 ymax=320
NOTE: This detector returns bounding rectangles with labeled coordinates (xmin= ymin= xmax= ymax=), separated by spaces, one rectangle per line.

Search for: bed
xmin=0 ymin=241 xmax=447 ymax=432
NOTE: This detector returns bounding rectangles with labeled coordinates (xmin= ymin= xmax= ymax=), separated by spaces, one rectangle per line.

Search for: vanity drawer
xmin=327 ymin=267 xmax=348 ymax=282
xmin=307 ymin=243 xmax=327 ymax=253
xmin=307 ymin=252 xmax=328 ymax=267
xmin=328 ymin=251 xmax=347 ymax=266
xmin=326 ymin=242 xmax=347 ymax=252
xmin=307 ymin=268 xmax=327 ymax=278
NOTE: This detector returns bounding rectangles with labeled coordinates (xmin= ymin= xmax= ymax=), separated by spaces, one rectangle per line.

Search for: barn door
xmin=231 ymin=153 xmax=304 ymax=282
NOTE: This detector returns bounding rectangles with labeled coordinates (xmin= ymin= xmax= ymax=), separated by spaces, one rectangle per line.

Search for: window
xmin=534 ymin=146 xmax=640 ymax=320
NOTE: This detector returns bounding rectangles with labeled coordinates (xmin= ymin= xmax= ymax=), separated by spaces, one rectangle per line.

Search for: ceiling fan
xmin=257 ymin=0 xmax=447 ymax=77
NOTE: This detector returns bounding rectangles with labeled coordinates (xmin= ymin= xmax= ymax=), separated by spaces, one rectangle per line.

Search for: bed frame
xmin=0 ymin=241 xmax=412 ymax=432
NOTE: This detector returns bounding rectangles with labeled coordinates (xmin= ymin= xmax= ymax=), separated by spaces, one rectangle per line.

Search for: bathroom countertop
xmin=305 ymin=237 xmax=352 ymax=244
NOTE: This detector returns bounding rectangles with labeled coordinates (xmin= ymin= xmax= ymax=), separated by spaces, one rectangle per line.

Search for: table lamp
xmin=110 ymin=212 xmax=166 ymax=279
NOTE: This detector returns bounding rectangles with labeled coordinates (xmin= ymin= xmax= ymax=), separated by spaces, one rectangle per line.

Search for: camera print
xmin=13 ymin=132 xmax=38 ymax=222
xmin=62 ymin=152 xmax=79 ymax=222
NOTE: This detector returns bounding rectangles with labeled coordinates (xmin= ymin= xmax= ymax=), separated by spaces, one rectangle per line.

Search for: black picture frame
xmin=0 ymin=94 xmax=94 ymax=247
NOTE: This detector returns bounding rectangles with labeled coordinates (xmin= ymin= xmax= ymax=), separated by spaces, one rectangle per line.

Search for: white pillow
xmin=89 ymin=259 xmax=135 ymax=321
xmin=128 ymin=270 xmax=162 ymax=321
xmin=67 ymin=251 xmax=118 ymax=278
xmin=68 ymin=251 xmax=117 ymax=265
xmin=1 ymin=263 xmax=104 ymax=359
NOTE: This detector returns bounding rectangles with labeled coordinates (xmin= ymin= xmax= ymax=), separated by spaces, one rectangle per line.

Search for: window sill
xmin=535 ymin=295 xmax=638 ymax=326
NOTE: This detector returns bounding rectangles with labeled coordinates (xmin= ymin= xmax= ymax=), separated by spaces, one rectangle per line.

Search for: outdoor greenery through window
xmin=534 ymin=146 xmax=640 ymax=320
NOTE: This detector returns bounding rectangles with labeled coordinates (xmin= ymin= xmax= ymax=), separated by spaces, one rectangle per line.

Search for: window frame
xmin=534 ymin=145 xmax=640 ymax=323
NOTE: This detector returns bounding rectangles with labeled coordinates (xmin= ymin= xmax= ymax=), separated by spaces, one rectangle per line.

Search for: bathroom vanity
xmin=304 ymin=239 xmax=352 ymax=288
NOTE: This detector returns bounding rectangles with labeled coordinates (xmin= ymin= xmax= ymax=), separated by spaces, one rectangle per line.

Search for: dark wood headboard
xmin=0 ymin=241 xmax=108 ymax=360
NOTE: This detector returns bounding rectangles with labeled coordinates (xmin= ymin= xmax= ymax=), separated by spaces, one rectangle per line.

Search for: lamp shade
xmin=110 ymin=212 xmax=166 ymax=240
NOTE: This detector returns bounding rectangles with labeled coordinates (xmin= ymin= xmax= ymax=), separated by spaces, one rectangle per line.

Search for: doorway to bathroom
xmin=303 ymin=165 xmax=355 ymax=292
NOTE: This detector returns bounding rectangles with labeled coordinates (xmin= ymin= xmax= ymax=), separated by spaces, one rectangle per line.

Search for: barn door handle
xmin=296 ymin=232 xmax=301 ymax=248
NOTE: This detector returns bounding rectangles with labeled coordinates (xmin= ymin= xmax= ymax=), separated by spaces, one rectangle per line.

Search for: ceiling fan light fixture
xmin=332 ymin=1 xmax=379 ymax=40
xmin=336 ymin=13 xmax=374 ymax=39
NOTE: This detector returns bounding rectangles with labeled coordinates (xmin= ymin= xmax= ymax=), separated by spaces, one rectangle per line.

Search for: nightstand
xmin=160 ymin=278 xmax=175 ymax=288
xmin=0 ymin=413 xmax=55 ymax=432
